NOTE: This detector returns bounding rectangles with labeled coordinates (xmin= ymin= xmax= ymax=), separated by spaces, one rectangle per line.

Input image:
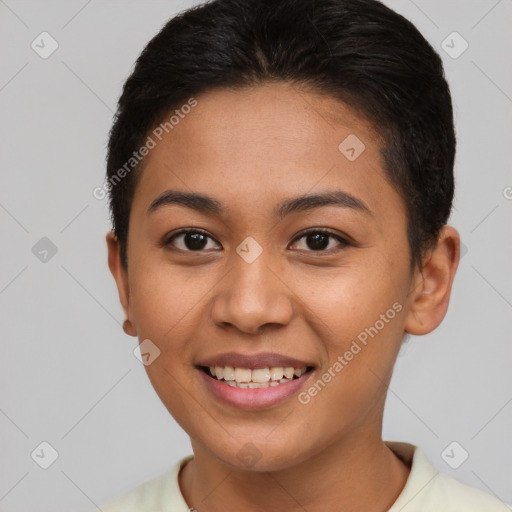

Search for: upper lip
xmin=196 ymin=352 xmax=314 ymax=370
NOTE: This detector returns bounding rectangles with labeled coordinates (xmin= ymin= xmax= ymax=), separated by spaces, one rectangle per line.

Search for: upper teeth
xmin=210 ymin=366 xmax=307 ymax=384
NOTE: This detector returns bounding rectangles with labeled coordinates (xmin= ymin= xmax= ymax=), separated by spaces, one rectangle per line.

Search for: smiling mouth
xmin=198 ymin=365 xmax=315 ymax=388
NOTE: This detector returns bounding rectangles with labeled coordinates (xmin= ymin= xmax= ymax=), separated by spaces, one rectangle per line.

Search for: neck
xmin=179 ymin=429 xmax=410 ymax=512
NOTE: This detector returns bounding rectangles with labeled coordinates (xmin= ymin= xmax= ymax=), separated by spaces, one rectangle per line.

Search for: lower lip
xmin=198 ymin=369 xmax=314 ymax=410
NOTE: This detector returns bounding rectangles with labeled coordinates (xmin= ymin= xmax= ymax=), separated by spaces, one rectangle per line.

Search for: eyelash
xmin=162 ymin=228 xmax=351 ymax=254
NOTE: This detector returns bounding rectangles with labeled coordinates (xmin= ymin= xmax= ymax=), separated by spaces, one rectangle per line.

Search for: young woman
xmin=101 ymin=0 xmax=505 ymax=509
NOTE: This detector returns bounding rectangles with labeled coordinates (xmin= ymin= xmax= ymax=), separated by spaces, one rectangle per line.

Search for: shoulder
xmin=98 ymin=455 xmax=193 ymax=512
xmin=430 ymin=471 xmax=510 ymax=510
xmin=386 ymin=441 xmax=509 ymax=512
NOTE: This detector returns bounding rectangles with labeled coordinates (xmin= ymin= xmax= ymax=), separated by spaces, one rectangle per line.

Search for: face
xmin=109 ymin=82 xmax=432 ymax=471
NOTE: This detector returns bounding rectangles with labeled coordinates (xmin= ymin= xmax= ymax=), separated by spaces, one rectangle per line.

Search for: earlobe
xmin=123 ymin=318 xmax=137 ymax=337
xmin=106 ymin=231 xmax=137 ymax=337
xmin=404 ymin=226 xmax=460 ymax=336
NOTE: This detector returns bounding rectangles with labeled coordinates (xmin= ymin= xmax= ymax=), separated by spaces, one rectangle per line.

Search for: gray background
xmin=1 ymin=0 xmax=511 ymax=510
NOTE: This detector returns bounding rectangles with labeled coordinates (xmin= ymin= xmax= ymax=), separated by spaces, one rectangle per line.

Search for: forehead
xmin=131 ymin=82 xmax=402 ymax=221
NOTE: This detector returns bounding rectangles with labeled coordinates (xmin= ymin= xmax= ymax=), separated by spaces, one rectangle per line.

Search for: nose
xmin=210 ymin=250 xmax=294 ymax=335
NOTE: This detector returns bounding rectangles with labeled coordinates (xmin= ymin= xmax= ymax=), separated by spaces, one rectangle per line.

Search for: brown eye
xmin=165 ymin=229 xmax=221 ymax=252
xmin=290 ymin=230 xmax=349 ymax=252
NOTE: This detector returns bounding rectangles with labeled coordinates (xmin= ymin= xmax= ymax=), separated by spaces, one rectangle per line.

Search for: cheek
xmin=294 ymin=304 xmax=405 ymax=441
xmin=307 ymin=262 xmax=404 ymax=336
xmin=128 ymin=262 xmax=209 ymax=340
xmin=303 ymin=261 xmax=407 ymax=393
xmin=129 ymin=269 xmax=204 ymax=423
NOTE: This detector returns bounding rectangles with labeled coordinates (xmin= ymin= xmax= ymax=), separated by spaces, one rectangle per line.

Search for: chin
xmin=204 ymin=435 xmax=318 ymax=473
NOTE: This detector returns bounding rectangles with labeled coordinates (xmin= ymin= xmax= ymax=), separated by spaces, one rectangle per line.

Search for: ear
xmin=106 ymin=231 xmax=137 ymax=336
xmin=404 ymin=226 xmax=460 ymax=336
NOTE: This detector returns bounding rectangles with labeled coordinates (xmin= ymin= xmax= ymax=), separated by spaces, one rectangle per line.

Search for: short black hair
xmin=106 ymin=0 xmax=455 ymax=270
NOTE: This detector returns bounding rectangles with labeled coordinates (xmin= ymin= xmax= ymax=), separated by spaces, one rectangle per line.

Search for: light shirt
xmin=99 ymin=441 xmax=509 ymax=511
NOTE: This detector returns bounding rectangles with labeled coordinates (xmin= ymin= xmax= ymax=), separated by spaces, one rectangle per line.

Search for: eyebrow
xmin=147 ymin=189 xmax=373 ymax=218
xmin=276 ymin=190 xmax=372 ymax=218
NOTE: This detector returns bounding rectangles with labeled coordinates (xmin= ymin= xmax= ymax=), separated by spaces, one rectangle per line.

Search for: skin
xmin=107 ymin=81 xmax=460 ymax=511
